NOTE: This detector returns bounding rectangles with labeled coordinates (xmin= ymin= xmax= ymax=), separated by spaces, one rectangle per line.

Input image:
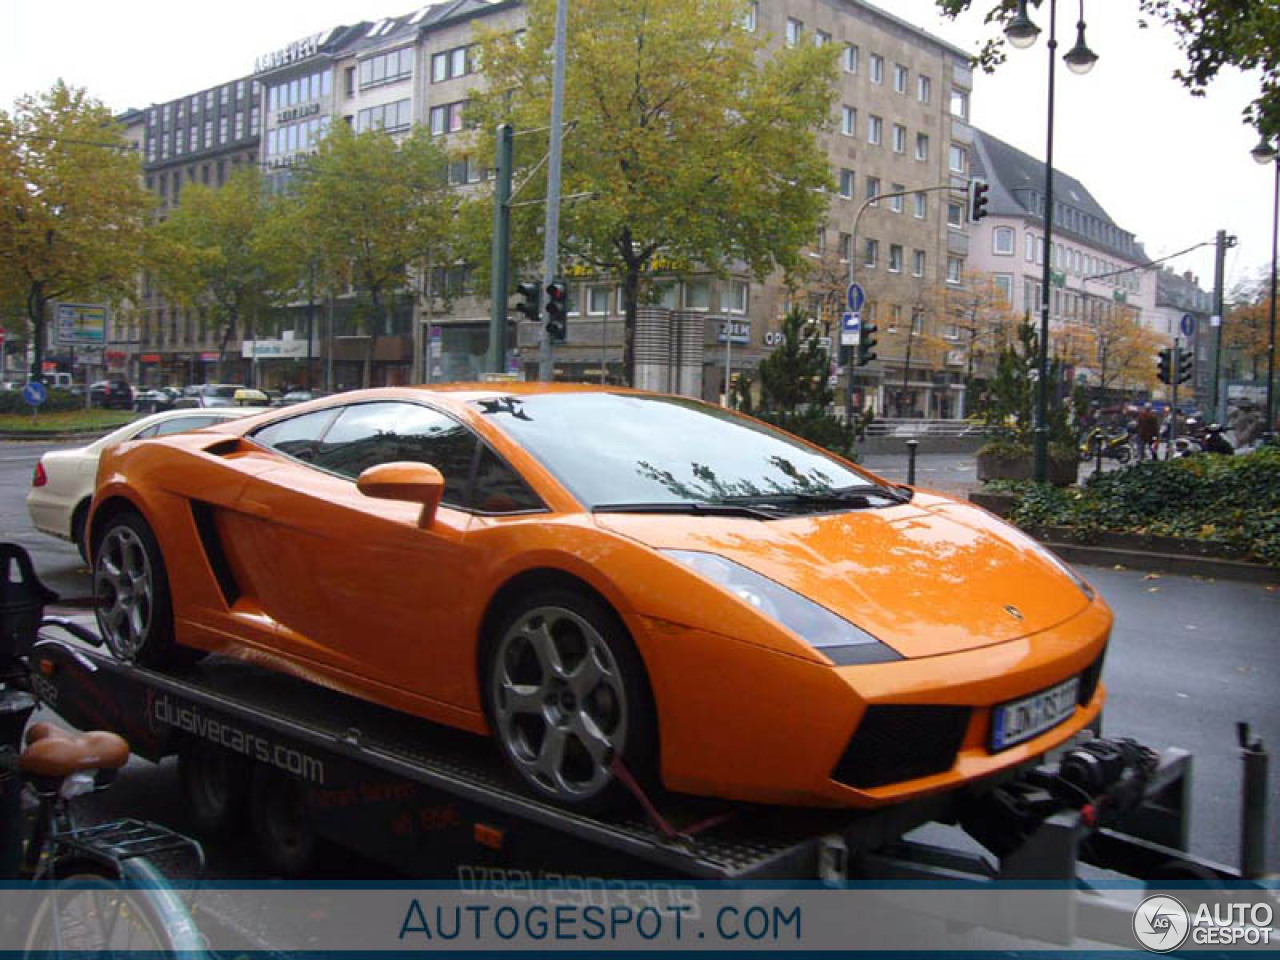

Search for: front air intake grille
xmin=1077 ymin=644 xmax=1107 ymax=706
xmin=832 ymin=705 xmax=971 ymax=789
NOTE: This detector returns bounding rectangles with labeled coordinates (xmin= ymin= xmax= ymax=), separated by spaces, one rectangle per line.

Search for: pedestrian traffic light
xmin=1177 ymin=347 xmax=1193 ymax=385
xmin=857 ymin=322 xmax=878 ymax=366
xmin=514 ymin=281 xmax=540 ymax=324
xmin=1156 ymin=347 xmax=1172 ymax=385
xmin=545 ymin=280 xmax=568 ymax=343
xmin=968 ymin=178 xmax=990 ymax=222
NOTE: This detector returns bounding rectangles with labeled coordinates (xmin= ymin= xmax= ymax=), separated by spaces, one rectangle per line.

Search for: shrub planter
xmin=975 ymin=450 xmax=1078 ymax=486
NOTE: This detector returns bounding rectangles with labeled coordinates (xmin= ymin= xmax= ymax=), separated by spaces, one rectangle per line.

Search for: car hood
xmin=594 ymin=494 xmax=1092 ymax=659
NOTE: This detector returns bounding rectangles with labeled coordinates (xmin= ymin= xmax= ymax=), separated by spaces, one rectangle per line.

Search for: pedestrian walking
xmin=1136 ymin=405 xmax=1159 ymax=461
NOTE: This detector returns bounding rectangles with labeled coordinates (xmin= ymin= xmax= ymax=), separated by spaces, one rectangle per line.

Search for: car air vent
xmin=832 ymin=704 xmax=970 ymax=789
xmin=190 ymin=501 xmax=241 ymax=607
xmin=1077 ymin=644 xmax=1107 ymax=706
xmin=203 ymin=438 xmax=242 ymax=458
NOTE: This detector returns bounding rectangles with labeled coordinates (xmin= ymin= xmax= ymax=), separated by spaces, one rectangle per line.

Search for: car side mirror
xmin=356 ymin=462 xmax=445 ymax=528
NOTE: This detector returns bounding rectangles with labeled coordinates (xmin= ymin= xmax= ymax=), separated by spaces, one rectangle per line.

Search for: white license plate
xmin=991 ymin=676 xmax=1080 ymax=751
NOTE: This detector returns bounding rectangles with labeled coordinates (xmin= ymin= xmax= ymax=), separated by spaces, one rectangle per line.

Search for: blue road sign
xmin=1180 ymin=313 xmax=1196 ymax=337
xmin=840 ymin=311 xmax=861 ymax=346
xmin=846 ymin=283 xmax=866 ymax=314
xmin=22 ymin=381 xmax=47 ymax=407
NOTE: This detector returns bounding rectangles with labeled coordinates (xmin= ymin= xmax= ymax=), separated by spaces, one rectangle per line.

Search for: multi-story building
xmin=131 ymin=0 xmax=977 ymax=402
xmin=967 ymin=128 xmax=1151 ymax=400
xmin=1151 ymin=268 xmax=1214 ymax=408
xmin=135 ymin=72 xmax=263 ymax=385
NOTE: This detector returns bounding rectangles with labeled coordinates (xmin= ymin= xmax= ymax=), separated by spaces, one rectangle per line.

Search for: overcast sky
xmin=1 ymin=0 xmax=1269 ymax=294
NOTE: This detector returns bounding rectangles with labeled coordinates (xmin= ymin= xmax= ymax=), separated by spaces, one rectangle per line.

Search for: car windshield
xmin=472 ymin=393 xmax=886 ymax=511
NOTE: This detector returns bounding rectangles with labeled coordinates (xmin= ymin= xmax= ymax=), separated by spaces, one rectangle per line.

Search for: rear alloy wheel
xmin=93 ymin=512 xmax=178 ymax=666
xmin=488 ymin=591 xmax=655 ymax=811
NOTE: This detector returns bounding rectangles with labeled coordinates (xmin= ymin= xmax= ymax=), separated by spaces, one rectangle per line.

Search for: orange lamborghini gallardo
xmin=89 ymin=385 xmax=1108 ymax=812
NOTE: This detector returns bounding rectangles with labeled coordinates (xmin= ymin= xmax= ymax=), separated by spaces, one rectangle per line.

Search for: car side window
xmin=251 ymin=409 xmax=340 ymax=461
xmin=472 ymin=446 xmax=543 ymax=514
xmin=150 ymin=415 xmax=222 ymax=436
xmin=311 ymin=402 xmax=477 ymax=507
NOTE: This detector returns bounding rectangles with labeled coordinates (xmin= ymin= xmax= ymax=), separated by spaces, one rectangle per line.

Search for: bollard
xmin=1238 ymin=722 xmax=1268 ymax=880
xmin=906 ymin=439 xmax=919 ymax=486
xmin=1094 ymin=430 xmax=1104 ymax=479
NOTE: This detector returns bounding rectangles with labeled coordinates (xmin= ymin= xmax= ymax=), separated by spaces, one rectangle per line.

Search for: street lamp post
xmin=1006 ymin=0 xmax=1098 ymax=481
xmin=1251 ymin=138 xmax=1279 ymax=440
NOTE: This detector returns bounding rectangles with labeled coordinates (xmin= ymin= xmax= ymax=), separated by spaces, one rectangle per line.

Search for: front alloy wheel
xmin=95 ymin=524 xmax=156 ymax=660
xmin=491 ymin=603 xmax=635 ymax=807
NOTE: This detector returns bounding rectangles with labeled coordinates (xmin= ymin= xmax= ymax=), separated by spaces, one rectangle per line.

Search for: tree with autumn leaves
xmin=0 ymin=82 xmax=152 ymax=383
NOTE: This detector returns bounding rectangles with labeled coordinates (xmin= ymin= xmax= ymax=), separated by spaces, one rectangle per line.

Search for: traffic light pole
xmin=538 ymin=0 xmax=569 ymax=382
xmin=1168 ymin=336 xmax=1179 ymax=460
xmin=488 ymin=124 xmax=514 ymax=376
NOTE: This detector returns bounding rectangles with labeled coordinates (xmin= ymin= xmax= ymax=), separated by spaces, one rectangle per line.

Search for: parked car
xmin=233 ymin=388 xmax=270 ymax=407
xmin=88 ymin=384 xmax=1109 ymax=814
xmin=172 ymin=384 xmax=244 ymax=408
xmin=134 ymin=386 xmax=182 ymax=414
xmin=279 ymin=389 xmax=327 ymax=406
xmin=27 ymin=407 xmax=265 ymax=562
xmin=88 ymin=379 xmax=134 ymax=410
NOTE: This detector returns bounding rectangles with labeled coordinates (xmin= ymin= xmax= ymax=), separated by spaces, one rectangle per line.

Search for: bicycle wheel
xmin=23 ymin=858 xmax=204 ymax=957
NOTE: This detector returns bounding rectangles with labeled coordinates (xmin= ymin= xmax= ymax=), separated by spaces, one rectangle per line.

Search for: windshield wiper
xmin=721 ymin=484 xmax=912 ymax=508
xmin=592 ymin=501 xmax=780 ymax=520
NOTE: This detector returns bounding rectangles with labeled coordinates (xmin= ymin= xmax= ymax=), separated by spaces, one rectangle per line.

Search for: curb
xmin=1039 ymin=540 xmax=1278 ymax=584
xmin=0 ymin=429 xmax=117 ymax=443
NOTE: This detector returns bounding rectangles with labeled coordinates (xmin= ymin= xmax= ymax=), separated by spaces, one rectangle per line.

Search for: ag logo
xmin=1133 ymin=895 xmax=1190 ymax=952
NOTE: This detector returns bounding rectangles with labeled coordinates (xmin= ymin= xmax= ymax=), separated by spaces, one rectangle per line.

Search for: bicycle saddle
xmin=20 ymin=722 xmax=129 ymax=777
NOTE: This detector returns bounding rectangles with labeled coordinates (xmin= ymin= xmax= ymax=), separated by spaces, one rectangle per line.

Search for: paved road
xmin=2 ymin=440 xmax=1276 ymax=884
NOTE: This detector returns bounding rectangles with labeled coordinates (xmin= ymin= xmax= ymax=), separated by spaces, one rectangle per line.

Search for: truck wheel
xmin=93 ymin=511 xmax=183 ymax=667
xmin=249 ymin=765 xmax=317 ymax=877
xmin=179 ymin=740 xmax=251 ymax=836
xmin=485 ymin=588 xmax=657 ymax=813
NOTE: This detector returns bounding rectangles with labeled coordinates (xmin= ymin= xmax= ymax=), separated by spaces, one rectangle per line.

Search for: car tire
xmin=249 ymin=765 xmax=318 ymax=877
xmin=484 ymin=588 xmax=658 ymax=813
xmin=92 ymin=511 xmax=184 ymax=667
xmin=179 ymin=739 xmax=252 ymax=836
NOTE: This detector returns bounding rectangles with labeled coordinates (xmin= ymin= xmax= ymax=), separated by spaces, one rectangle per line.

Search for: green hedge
xmin=0 ymin=389 xmax=86 ymax=415
xmin=990 ymin=448 xmax=1280 ymax=566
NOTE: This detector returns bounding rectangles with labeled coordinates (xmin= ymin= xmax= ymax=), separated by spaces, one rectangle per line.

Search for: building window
xmin=867 ymin=115 xmax=882 ymax=145
xmin=865 ymin=176 xmax=880 ymax=206
xmin=893 ymin=64 xmax=908 ymax=94
xmin=813 ymin=227 xmax=827 ymax=255
xmin=839 ymin=168 xmax=854 ymax=198
xmin=432 ymin=45 xmax=474 ymax=83
xmin=950 ymin=87 xmax=969 ymax=119
xmin=1026 ymin=231 xmax=1036 ymax=261
xmin=841 ymin=106 xmax=856 ymax=137
xmin=586 ymin=285 xmax=612 ymax=315
xmin=360 ymin=99 xmax=413 ymax=133
xmin=740 ymin=1 xmax=757 ymax=31
xmin=429 ymin=100 xmax=468 ymax=136
xmin=914 ymin=192 xmax=926 ymax=218
xmin=888 ymin=244 xmax=903 ymax=273
xmin=814 ymin=29 xmax=830 ymax=47
xmin=785 ymin=18 xmax=802 ymax=46
xmin=843 ymin=43 xmax=858 ymax=73
xmin=721 ymin=279 xmax=749 ymax=314
xmin=993 ymin=227 xmax=1015 ymax=256
xmin=889 ymin=184 xmax=904 ymax=213
xmin=947 ymin=256 xmax=964 ymax=284
xmin=684 ymin=278 xmax=711 ymax=311
xmin=864 ymin=238 xmax=879 ymax=268
xmin=361 ymin=48 xmax=415 ymax=89
xmin=915 ymin=132 xmax=929 ymax=162
xmin=917 ymin=75 xmax=932 ymax=104
xmin=911 ymin=306 xmax=925 ymax=335
xmin=949 ymin=144 xmax=966 ymax=173
xmin=839 ymin=233 xmax=852 ymax=263
xmin=912 ymin=249 xmax=926 ymax=277
xmin=892 ymin=124 xmax=906 ymax=153
xmin=870 ymin=54 xmax=884 ymax=85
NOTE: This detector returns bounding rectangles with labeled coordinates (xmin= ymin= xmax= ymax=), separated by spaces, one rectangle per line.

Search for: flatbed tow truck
xmin=2 ymin=542 xmax=1273 ymax=950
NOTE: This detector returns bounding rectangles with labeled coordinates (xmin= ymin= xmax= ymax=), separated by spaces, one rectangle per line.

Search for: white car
xmin=26 ymin=407 xmax=264 ymax=561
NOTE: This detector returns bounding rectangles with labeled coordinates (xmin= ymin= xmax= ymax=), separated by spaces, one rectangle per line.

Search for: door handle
xmin=240 ymin=499 xmax=273 ymax=519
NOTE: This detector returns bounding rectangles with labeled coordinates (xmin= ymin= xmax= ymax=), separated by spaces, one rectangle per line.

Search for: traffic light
xmin=1177 ymin=348 xmax=1193 ymax=385
xmin=545 ymin=280 xmax=568 ymax=343
xmin=514 ymin=281 xmax=540 ymax=324
xmin=968 ymin=178 xmax=990 ymax=222
xmin=856 ymin=322 xmax=878 ymax=366
xmin=1156 ymin=347 xmax=1172 ymax=385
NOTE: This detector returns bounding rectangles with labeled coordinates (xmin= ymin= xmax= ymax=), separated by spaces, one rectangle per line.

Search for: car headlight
xmin=662 ymin=550 xmax=899 ymax=664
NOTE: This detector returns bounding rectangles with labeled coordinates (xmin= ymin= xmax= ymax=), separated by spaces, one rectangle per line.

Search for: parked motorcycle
xmin=1080 ymin=427 xmax=1132 ymax=463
